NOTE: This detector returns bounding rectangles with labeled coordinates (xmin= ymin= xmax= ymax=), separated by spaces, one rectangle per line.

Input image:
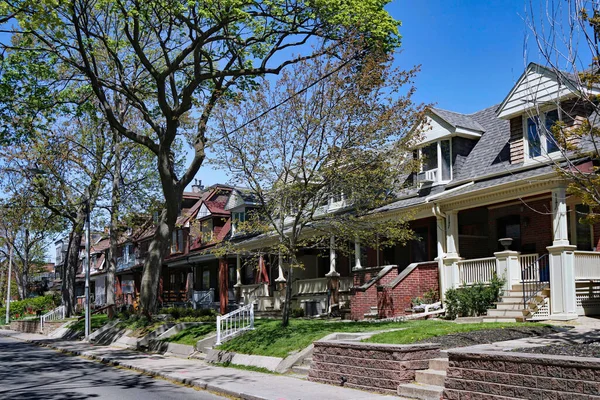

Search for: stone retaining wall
xmin=444 ymin=349 xmax=600 ymax=400
xmin=308 ymin=340 xmax=440 ymax=394
xmin=10 ymin=320 xmax=64 ymax=335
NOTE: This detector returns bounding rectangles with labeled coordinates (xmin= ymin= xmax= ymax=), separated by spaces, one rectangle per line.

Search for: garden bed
xmin=514 ymin=342 xmax=600 ymax=358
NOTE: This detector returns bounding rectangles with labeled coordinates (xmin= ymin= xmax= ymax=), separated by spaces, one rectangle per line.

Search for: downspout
xmin=432 ymin=203 xmax=447 ymax=302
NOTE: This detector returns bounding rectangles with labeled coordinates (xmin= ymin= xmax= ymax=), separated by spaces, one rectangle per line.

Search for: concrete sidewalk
xmin=0 ymin=329 xmax=403 ymax=400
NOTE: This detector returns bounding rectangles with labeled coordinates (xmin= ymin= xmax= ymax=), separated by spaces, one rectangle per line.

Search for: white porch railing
xmin=292 ymin=278 xmax=327 ymax=295
xmin=240 ymin=283 xmax=268 ymax=302
xmin=340 ymin=277 xmax=354 ymax=292
xmin=575 ymin=251 xmax=600 ymax=280
xmin=519 ymin=253 xmax=540 ymax=281
xmin=40 ymin=305 xmax=65 ymax=331
xmin=216 ymin=302 xmax=254 ymax=345
xmin=458 ymin=257 xmax=496 ymax=285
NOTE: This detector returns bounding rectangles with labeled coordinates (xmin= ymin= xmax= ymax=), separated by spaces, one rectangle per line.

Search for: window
xmin=524 ymin=109 xmax=560 ymax=159
xmin=417 ymin=139 xmax=452 ymax=184
xmin=568 ymin=204 xmax=594 ymax=250
xmin=200 ymin=220 xmax=213 ymax=244
xmin=231 ymin=211 xmax=246 ymax=235
xmin=171 ymin=229 xmax=184 ymax=253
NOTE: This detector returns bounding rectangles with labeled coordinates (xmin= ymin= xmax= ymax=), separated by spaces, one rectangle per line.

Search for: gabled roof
xmin=495 ymin=62 xmax=589 ymax=119
xmin=224 ymin=188 xmax=260 ymax=211
xmin=430 ymin=108 xmax=485 ymax=132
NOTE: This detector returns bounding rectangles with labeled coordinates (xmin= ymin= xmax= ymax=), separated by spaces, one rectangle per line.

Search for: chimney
xmin=192 ymin=179 xmax=203 ymax=193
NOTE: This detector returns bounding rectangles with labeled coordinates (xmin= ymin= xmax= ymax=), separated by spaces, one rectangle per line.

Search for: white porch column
xmin=443 ymin=211 xmax=460 ymax=289
xmin=446 ymin=211 xmax=459 ymax=258
xmin=548 ymin=186 xmax=577 ymax=319
xmin=353 ymin=238 xmax=363 ymax=271
xmin=326 ymin=236 xmax=340 ymax=277
xmin=552 ymin=186 xmax=570 ymax=246
xmin=234 ymin=254 xmax=242 ymax=287
xmin=494 ymin=250 xmax=521 ymax=291
xmin=435 ymin=216 xmax=448 ymax=298
xmin=275 ymin=251 xmax=286 ymax=283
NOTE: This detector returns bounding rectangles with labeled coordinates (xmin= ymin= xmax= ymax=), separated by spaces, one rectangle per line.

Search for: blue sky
xmin=389 ymin=0 xmax=530 ymax=113
xmin=197 ymin=0 xmax=534 ymax=187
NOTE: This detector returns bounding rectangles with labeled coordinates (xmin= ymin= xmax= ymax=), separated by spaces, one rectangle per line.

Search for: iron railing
xmin=522 ymin=253 xmax=549 ymax=311
xmin=40 ymin=305 xmax=65 ymax=331
xmin=216 ymin=302 xmax=254 ymax=345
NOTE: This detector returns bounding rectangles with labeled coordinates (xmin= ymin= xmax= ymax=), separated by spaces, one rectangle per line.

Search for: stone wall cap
xmin=313 ymin=340 xmax=439 ymax=352
xmin=448 ymin=348 xmax=600 ymax=368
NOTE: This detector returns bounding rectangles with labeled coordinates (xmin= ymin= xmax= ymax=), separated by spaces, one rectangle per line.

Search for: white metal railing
xmin=575 ymin=251 xmax=600 ymax=280
xmin=216 ymin=302 xmax=254 ymax=345
xmin=40 ymin=305 xmax=65 ymax=331
xmin=519 ymin=253 xmax=540 ymax=281
xmin=458 ymin=257 xmax=496 ymax=285
xmin=192 ymin=289 xmax=214 ymax=308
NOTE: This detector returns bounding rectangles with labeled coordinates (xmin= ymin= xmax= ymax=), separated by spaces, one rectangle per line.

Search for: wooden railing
xmin=575 ymin=251 xmax=600 ymax=280
xmin=458 ymin=257 xmax=496 ymax=285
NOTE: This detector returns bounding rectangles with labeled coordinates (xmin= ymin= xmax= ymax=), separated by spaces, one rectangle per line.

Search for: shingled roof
xmin=430 ymin=108 xmax=485 ymax=132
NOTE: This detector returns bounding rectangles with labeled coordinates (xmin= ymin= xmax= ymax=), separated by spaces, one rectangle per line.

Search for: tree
xmin=526 ymin=0 xmax=600 ymax=222
xmin=1 ymin=0 xmax=402 ymax=315
xmin=0 ymin=193 xmax=60 ymax=299
xmin=0 ymin=111 xmax=113 ymax=316
xmin=213 ymin=44 xmax=425 ymax=325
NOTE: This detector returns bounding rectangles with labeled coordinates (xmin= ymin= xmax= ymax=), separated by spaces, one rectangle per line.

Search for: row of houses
xmin=54 ymin=63 xmax=600 ymax=321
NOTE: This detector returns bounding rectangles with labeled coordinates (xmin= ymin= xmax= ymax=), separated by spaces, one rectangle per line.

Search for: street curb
xmin=13 ymin=335 xmax=272 ymax=400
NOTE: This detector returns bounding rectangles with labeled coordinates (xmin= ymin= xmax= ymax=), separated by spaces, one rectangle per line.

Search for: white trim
xmin=522 ymin=109 xmax=561 ymax=162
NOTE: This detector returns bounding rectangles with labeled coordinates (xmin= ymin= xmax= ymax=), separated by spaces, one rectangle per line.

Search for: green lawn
xmin=70 ymin=314 xmax=109 ymax=333
xmin=217 ymin=319 xmax=414 ymax=358
xmin=217 ymin=319 xmax=538 ymax=358
xmin=163 ymin=324 xmax=215 ymax=346
xmin=363 ymin=320 xmax=533 ymax=344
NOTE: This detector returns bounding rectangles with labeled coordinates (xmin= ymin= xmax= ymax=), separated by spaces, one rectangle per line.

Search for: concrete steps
xmin=397 ymin=357 xmax=447 ymax=399
xmin=291 ymin=356 xmax=312 ymax=377
xmin=483 ymin=283 xmax=549 ymax=322
xmin=397 ymin=383 xmax=444 ymax=400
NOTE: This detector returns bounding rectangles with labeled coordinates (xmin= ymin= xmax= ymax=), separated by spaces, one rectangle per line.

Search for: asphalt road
xmin=0 ymin=335 xmax=227 ymax=400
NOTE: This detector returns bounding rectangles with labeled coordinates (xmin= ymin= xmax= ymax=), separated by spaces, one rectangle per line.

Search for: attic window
xmin=417 ymin=139 xmax=452 ymax=184
xmin=524 ymin=110 xmax=560 ymax=159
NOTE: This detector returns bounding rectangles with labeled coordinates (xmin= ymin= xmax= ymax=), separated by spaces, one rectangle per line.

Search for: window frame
xmin=522 ymin=108 xmax=561 ymax=161
xmin=417 ymin=139 xmax=453 ymax=184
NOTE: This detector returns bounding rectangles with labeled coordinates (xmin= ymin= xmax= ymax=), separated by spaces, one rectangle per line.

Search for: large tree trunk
xmin=281 ymin=252 xmax=296 ymax=327
xmin=63 ymin=219 xmax=84 ymax=317
xmin=107 ymin=130 xmax=121 ymax=319
xmin=140 ymin=196 xmax=180 ymax=316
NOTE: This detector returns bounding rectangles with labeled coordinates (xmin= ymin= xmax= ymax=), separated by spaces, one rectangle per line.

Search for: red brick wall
xmin=350 ymin=267 xmax=398 ymax=320
xmin=488 ymin=196 xmax=553 ymax=254
xmin=380 ymin=263 xmax=439 ymax=318
xmin=350 ymin=263 xmax=440 ymax=320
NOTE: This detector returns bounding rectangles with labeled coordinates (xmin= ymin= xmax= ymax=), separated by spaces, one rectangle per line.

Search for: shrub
xmin=164 ymin=307 xmax=216 ymax=321
xmin=444 ymin=274 xmax=505 ymax=319
xmin=0 ymin=295 xmax=57 ymax=320
xmin=291 ymin=307 xmax=305 ymax=318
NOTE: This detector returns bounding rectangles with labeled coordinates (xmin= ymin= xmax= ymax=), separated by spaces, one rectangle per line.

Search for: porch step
xmin=429 ymin=358 xmax=449 ymax=371
xmin=494 ymin=301 xmax=527 ymax=310
xmin=397 ymin=383 xmax=444 ymax=400
xmin=486 ymin=309 xmax=527 ymax=318
xmin=483 ymin=316 xmax=526 ymax=323
xmin=415 ymin=369 xmax=446 ymax=386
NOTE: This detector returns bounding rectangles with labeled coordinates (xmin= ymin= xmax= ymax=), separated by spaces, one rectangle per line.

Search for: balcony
xmin=417 ymin=168 xmax=438 ymax=185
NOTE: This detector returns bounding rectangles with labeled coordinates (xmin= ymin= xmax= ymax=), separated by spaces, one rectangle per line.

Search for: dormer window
xmin=524 ymin=109 xmax=560 ymax=159
xmin=417 ymin=139 xmax=452 ymax=184
xmin=231 ymin=211 xmax=246 ymax=235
